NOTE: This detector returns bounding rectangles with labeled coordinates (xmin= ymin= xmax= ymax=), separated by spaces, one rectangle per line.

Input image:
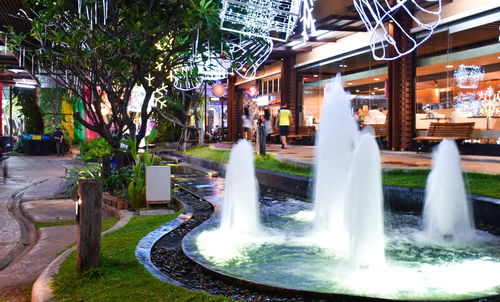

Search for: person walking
xmin=263 ymin=108 xmax=273 ymax=145
xmin=241 ymin=105 xmax=253 ymax=140
xmin=54 ymin=127 xmax=64 ymax=157
xmin=277 ymin=103 xmax=291 ymax=149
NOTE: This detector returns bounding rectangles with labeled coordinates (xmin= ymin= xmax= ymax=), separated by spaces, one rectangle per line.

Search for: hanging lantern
xmin=212 ymin=83 xmax=227 ymax=97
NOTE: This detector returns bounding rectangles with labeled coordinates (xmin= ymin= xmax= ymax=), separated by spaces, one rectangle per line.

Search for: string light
xmin=353 ymin=0 xmax=442 ymax=60
xmin=454 ymin=65 xmax=484 ymax=89
xmin=229 ymin=36 xmax=273 ymax=79
xmin=220 ymin=0 xmax=302 ymax=42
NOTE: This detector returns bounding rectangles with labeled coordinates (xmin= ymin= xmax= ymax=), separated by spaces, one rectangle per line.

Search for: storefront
xmin=298 ymin=50 xmax=388 ymax=128
xmin=415 ymin=18 xmax=500 ymax=143
xmin=226 ymin=0 xmax=499 ymax=152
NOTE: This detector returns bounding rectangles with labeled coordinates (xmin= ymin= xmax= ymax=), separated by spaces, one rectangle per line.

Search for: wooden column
xmin=387 ymin=13 xmax=416 ymax=151
xmin=0 ymin=82 xmax=3 ymax=136
xmin=281 ymin=55 xmax=297 ymax=134
xmin=77 ymin=180 xmax=102 ymax=273
xmin=227 ymin=75 xmax=238 ymax=141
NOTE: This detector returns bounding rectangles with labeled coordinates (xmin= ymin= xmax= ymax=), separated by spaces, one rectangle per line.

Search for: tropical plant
xmin=13 ymin=88 xmax=44 ymax=134
xmin=122 ymin=129 xmax=158 ymax=209
xmin=66 ymin=165 xmax=102 ymax=200
xmin=80 ymin=137 xmax=114 ymax=162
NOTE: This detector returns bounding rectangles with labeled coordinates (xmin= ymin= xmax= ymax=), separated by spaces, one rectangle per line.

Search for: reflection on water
xmin=188 ymin=198 xmax=500 ymax=300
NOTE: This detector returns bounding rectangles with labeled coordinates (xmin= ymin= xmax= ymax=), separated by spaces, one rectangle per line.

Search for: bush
xmin=66 ymin=164 xmax=133 ymax=199
xmin=80 ymin=137 xmax=114 ymax=162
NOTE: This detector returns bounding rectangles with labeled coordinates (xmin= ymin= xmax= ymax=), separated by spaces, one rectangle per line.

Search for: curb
xmin=31 ymin=209 xmax=134 ymax=302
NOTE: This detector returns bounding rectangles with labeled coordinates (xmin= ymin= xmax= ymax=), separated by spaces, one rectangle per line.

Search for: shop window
xmin=415 ymin=20 xmax=500 ymax=143
xmin=298 ymin=51 xmax=388 ymax=128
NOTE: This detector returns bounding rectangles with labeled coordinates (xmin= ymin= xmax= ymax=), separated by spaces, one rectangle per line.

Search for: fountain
xmin=220 ymin=139 xmax=260 ymax=234
xmin=179 ymin=77 xmax=500 ymax=300
xmin=345 ymin=131 xmax=385 ymax=268
xmin=423 ymin=139 xmax=475 ymax=241
xmin=313 ymin=75 xmax=359 ymax=250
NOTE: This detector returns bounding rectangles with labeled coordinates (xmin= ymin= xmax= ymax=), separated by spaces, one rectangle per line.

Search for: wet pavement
xmin=0 ymin=154 xmax=82 ymax=298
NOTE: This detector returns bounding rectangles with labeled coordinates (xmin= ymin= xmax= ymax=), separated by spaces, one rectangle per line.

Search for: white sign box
xmin=146 ymin=166 xmax=171 ymax=202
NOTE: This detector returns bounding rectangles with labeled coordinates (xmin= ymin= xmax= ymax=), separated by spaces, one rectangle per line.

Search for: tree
xmin=14 ymin=88 xmax=44 ymax=134
xmin=9 ymin=0 xmax=225 ymax=157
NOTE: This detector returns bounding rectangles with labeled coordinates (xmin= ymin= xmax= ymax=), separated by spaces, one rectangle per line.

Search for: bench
xmin=413 ymin=122 xmax=475 ymax=153
xmin=363 ymin=124 xmax=388 ymax=149
xmin=288 ymin=126 xmax=316 ymax=145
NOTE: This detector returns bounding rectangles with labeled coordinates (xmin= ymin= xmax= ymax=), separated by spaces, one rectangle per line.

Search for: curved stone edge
xmin=135 ymin=211 xmax=195 ymax=290
xmin=31 ymin=207 xmax=134 ymax=302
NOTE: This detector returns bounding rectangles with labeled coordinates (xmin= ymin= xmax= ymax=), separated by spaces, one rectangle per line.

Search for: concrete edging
xmin=31 ymin=208 xmax=134 ymax=302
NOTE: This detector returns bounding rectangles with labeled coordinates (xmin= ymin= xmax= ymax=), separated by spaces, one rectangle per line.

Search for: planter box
xmin=102 ymin=192 xmax=129 ymax=210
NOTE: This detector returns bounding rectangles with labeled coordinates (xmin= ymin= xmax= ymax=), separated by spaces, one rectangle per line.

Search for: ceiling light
xmin=374 ymin=78 xmax=380 ymax=81
xmin=347 ymin=82 xmax=353 ymax=85
xmin=374 ymin=87 xmax=379 ymax=90
xmin=15 ymin=83 xmax=36 ymax=89
xmin=371 ymin=92 xmax=375 ymax=95
xmin=446 ymin=65 xmax=454 ymax=68
xmin=7 ymin=68 xmax=25 ymax=74
xmin=313 ymin=74 xmax=319 ymax=78
xmin=356 ymin=90 xmax=360 ymax=92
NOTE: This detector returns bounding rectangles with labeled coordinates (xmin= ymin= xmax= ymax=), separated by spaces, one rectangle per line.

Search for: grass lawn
xmin=52 ymin=213 xmax=231 ymax=302
xmin=35 ymin=216 xmax=120 ymax=231
xmin=183 ymin=146 xmax=500 ymax=199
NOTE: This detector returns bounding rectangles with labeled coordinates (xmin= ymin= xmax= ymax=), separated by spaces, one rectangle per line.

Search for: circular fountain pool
xmin=183 ymin=198 xmax=500 ymax=301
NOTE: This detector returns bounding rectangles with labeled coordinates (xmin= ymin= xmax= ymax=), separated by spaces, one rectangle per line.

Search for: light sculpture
xmin=229 ymin=36 xmax=273 ymax=79
xmin=300 ymin=0 xmax=317 ymax=42
xmin=220 ymin=0 xmax=302 ymax=42
xmin=454 ymin=65 xmax=485 ymax=89
xmin=353 ymin=0 xmax=442 ymax=60
xmin=479 ymin=87 xmax=500 ymax=117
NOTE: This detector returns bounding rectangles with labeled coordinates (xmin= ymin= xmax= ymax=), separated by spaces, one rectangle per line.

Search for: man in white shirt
xmin=365 ymin=105 xmax=386 ymax=124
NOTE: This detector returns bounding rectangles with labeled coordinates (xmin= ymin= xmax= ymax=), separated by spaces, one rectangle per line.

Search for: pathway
xmin=0 ymin=155 xmax=80 ymax=301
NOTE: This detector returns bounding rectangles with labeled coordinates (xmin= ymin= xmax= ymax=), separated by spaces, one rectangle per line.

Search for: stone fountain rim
xmin=180 ymin=185 xmax=500 ymax=302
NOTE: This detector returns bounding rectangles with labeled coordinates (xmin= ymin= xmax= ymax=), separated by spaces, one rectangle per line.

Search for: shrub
xmin=80 ymin=137 xmax=114 ymax=162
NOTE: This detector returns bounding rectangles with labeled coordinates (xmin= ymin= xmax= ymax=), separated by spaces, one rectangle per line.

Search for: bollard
xmin=258 ymin=125 xmax=266 ymax=155
xmin=76 ymin=179 xmax=102 ymax=273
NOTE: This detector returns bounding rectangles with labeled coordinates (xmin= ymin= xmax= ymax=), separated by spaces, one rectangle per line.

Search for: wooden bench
xmin=413 ymin=122 xmax=475 ymax=153
xmin=362 ymin=124 xmax=388 ymax=149
xmin=288 ymin=126 xmax=316 ymax=145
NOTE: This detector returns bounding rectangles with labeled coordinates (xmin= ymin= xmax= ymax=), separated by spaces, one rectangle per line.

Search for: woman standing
xmin=263 ymin=108 xmax=273 ymax=145
xmin=241 ymin=106 xmax=253 ymax=140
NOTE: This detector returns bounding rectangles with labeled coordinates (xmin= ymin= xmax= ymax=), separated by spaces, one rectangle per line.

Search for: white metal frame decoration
xmin=220 ymin=0 xmax=302 ymax=42
xmin=454 ymin=65 xmax=485 ymax=89
xmin=353 ymin=0 xmax=442 ymax=61
xmin=229 ymin=36 xmax=274 ymax=79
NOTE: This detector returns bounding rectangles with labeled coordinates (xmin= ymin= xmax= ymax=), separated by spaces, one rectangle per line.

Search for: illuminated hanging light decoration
xmin=300 ymin=0 xmax=317 ymax=42
xmin=77 ymin=0 xmax=109 ymax=25
xmin=454 ymin=64 xmax=485 ymax=89
xmin=229 ymin=36 xmax=274 ymax=79
xmin=479 ymin=86 xmax=500 ymax=117
xmin=353 ymin=0 xmax=442 ymax=60
xmin=220 ymin=0 xmax=302 ymax=42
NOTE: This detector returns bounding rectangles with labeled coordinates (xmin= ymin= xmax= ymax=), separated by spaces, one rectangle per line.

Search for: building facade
xmin=227 ymin=0 xmax=500 ymax=152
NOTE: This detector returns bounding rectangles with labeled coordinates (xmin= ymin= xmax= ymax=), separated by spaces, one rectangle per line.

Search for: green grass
xmin=184 ymin=146 xmax=312 ymax=177
xmin=52 ymin=213 xmax=232 ymax=302
xmin=383 ymin=169 xmax=500 ymax=199
xmin=35 ymin=216 xmax=119 ymax=231
xmin=183 ymin=146 xmax=500 ymax=199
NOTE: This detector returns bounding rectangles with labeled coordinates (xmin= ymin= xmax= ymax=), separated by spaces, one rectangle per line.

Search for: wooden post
xmin=77 ymin=179 xmax=102 ymax=274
